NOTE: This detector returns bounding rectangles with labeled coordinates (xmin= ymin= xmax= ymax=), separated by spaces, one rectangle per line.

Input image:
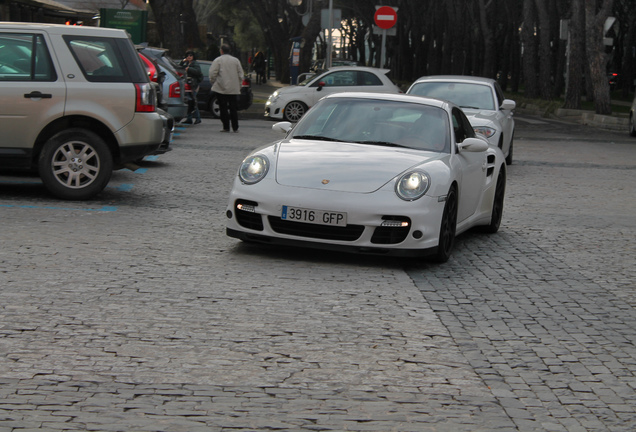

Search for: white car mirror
xmin=272 ymin=121 xmax=292 ymax=133
xmin=459 ymin=137 xmax=489 ymax=152
xmin=501 ymin=99 xmax=516 ymax=110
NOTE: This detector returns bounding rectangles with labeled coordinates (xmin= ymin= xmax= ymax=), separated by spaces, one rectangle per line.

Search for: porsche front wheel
xmin=283 ymin=101 xmax=307 ymax=122
xmin=434 ymin=186 xmax=458 ymax=263
xmin=482 ymin=168 xmax=506 ymax=234
xmin=38 ymin=128 xmax=113 ymax=200
xmin=505 ymin=135 xmax=514 ymax=165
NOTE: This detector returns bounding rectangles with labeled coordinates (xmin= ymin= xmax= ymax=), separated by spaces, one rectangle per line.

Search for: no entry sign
xmin=374 ymin=6 xmax=397 ymax=30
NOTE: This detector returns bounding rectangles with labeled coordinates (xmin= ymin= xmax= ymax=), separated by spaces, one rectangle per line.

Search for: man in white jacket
xmin=209 ymin=44 xmax=244 ymax=132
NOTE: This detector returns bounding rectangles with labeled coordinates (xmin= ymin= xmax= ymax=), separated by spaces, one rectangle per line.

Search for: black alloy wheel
xmin=482 ymin=168 xmax=506 ymax=234
xmin=434 ymin=186 xmax=458 ymax=263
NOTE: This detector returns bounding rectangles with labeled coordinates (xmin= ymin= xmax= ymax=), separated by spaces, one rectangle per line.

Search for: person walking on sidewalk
xmin=208 ymin=44 xmax=244 ymax=132
xmin=179 ymin=50 xmax=203 ymax=125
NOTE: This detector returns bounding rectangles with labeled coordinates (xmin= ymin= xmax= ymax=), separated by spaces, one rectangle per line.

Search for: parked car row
xmin=0 ymin=23 xmax=257 ymax=201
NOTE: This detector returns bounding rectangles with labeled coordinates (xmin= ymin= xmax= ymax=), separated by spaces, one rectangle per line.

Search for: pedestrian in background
xmin=208 ymin=44 xmax=244 ymax=133
xmin=253 ymin=50 xmax=266 ymax=85
xmin=179 ymin=50 xmax=203 ymax=125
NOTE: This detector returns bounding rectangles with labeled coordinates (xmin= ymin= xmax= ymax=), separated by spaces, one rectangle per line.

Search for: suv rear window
xmin=63 ymin=35 xmax=145 ymax=83
xmin=0 ymin=33 xmax=57 ymax=82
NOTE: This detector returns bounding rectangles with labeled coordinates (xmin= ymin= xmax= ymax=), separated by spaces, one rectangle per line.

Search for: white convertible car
xmin=226 ymin=93 xmax=507 ymax=262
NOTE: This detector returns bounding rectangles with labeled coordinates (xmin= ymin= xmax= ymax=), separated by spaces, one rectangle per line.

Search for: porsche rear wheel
xmin=284 ymin=101 xmax=307 ymax=122
xmin=434 ymin=186 xmax=458 ymax=263
xmin=482 ymin=168 xmax=506 ymax=234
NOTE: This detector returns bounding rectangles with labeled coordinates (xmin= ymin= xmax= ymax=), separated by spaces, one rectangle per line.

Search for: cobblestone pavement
xmin=0 ymin=115 xmax=634 ymax=431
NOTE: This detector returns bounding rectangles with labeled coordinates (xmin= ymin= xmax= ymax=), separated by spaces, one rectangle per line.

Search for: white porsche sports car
xmin=227 ymin=93 xmax=507 ymax=262
xmin=407 ymin=75 xmax=515 ymax=165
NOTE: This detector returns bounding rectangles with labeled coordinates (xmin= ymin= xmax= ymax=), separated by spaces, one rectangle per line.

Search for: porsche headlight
xmin=396 ymin=171 xmax=430 ymax=201
xmin=473 ymin=126 xmax=496 ymax=138
xmin=239 ymin=155 xmax=269 ymax=184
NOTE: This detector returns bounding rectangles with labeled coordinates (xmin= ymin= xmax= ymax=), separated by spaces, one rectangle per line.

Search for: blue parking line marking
xmin=145 ymin=155 xmax=160 ymax=161
xmin=123 ymin=167 xmax=148 ymax=173
xmin=0 ymin=204 xmax=117 ymax=212
xmin=113 ymin=183 xmax=134 ymax=192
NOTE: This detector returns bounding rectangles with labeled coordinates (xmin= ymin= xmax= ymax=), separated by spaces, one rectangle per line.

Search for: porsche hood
xmin=274 ymin=140 xmax=442 ymax=193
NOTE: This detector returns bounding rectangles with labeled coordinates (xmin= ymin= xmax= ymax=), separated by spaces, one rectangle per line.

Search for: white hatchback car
xmin=265 ymin=66 xmax=402 ymax=122
xmin=0 ymin=23 xmax=163 ymax=200
xmin=407 ymin=76 xmax=515 ymax=165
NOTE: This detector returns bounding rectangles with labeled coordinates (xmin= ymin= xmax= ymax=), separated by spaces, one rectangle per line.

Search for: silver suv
xmin=0 ymin=23 xmax=163 ymax=200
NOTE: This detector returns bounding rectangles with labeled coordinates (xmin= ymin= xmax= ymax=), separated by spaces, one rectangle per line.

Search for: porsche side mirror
xmin=501 ymin=99 xmax=516 ymax=111
xmin=272 ymin=121 xmax=292 ymax=133
xmin=459 ymin=137 xmax=489 ymax=152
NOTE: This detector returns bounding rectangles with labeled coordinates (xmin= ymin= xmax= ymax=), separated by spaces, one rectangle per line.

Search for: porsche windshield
xmin=290 ymin=98 xmax=451 ymax=153
xmin=408 ymin=82 xmax=495 ymax=110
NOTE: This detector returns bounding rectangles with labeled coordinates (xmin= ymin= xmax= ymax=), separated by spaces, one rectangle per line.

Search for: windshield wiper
xmin=355 ymin=140 xmax=409 ymax=148
xmin=460 ymin=105 xmax=480 ymax=110
xmin=293 ymin=135 xmax=346 ymax=142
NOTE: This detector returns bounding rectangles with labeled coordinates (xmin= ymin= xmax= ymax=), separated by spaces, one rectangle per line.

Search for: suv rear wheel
xmin=38 ymin=128 xmax=113 ymax=200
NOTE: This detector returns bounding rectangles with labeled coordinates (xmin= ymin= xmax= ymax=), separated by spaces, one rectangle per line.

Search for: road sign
xmin=374 ymin=6 xmax=397 ymax=30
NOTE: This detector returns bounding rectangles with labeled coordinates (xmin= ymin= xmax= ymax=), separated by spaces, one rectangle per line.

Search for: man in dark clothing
xmin=179 ymin=50 xmax=203 ymax=124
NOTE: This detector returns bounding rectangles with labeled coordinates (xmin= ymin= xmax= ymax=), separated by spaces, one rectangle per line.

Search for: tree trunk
xmin=584 ymin=0 xmax=614 ymax=115
xmin=564 ymin=0 xmax=585 ymax=109
xmin=534 ymin=0 xmax=553 ymax=99
xmin=245 ymin=0 xmax=304 ymax=84
xmin=147 ymin=0 xmax=204 ymax=56
xmin=478 ymin=0 xmax=496 ymax=78
xmin=521 ymin=0 xmax=539 ymax=97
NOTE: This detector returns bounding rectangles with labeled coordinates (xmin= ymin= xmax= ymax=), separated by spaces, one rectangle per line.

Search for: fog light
xmin=237 ymin=203 xmax=256 ymax=212
xmin=381 ymin=220 xmax=409 ymax=228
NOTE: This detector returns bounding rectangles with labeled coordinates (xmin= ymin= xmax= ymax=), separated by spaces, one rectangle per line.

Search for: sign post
xmin=374 ymin=6 xmax=397 ymax=68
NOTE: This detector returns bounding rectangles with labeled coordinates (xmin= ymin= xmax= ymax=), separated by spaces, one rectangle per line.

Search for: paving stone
xmin=0 ymin=117 xmax=635 ymax=431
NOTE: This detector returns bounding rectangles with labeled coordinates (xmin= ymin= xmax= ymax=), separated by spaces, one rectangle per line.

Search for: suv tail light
xmin=169 ymin=81 xmax=182 ymax=98
xmin=135 ymin=82 xmax=156 ymax=112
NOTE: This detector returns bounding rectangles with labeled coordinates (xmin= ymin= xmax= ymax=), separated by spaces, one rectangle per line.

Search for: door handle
xmin=24 ymin=91 xmax=52 ymax=99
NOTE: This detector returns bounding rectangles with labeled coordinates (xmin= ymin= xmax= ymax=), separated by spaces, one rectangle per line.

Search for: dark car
xmin=197 ymin=60 xmax=253 ymax=118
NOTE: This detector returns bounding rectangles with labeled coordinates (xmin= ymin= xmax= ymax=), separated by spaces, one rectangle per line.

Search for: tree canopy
xmin=148 ymin=0 xmax=633 ymax=115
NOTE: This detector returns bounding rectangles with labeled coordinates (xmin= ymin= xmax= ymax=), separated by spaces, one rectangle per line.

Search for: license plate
xmin=281 ymin=205 xmax=347 ymax=227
